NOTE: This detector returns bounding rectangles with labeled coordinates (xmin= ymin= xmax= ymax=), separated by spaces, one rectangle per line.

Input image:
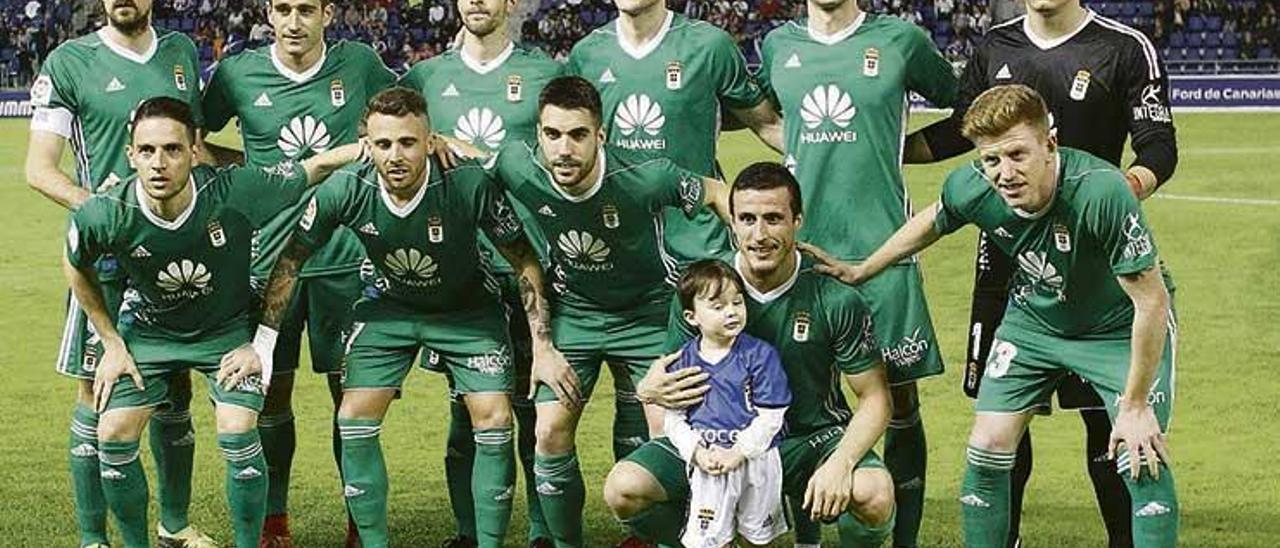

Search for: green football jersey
xmin=202 ymin=41 xmax=397 ymax=279
xmin=491 ymin=142 xmax=706 ymax=312
xmin=399 ymin=42 xmax=563 ymax=274
xmin=66 ymin=163 xmax=309 ymax=365
xmin=758 ymin=14 xmax=957 ymax=261
xmin=665 ymin=252 xmax=880 ymax=436
xmin=292 ymin=160 xmax=524 ymax=316
xmin=568 ymin=11 xmax=764 ymax=263
xmin=30 ymin=27 xmax=204 ymax=193
xmin=934 ymin=148 xmax=1165 ymax=337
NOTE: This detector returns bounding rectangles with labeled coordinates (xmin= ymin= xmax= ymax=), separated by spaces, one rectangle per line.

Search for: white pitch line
xmin=1155 ymin=193 xmax=1280 ymax=206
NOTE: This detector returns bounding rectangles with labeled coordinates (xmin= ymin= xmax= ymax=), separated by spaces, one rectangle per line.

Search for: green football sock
xmin=219 ymin=431 xmax=269 ymax=548
xmin=339 ymin=418 xmax=389 ymax=548
xmin=534 ymin=452 xmax=585 ymax=547
xmin=445 ymin=397 xmax=477 ymax=539
xmin=1119 ymin=450 xmax=1179 ymax=548
xmin=961 ymin=446 xmax=1015 ymax=548
xmin=257 ymin=412 xmax=296 ymax=517
xmin=886 ymin=411 xmax=927 ymax=547
xmin=789 ymin=494 xmax=822 ymax=546
xmin=69 ymin=405 xmax=108 ymax=547
xmin=98 ymin=439 xmax=149 ymax=548
xmin=619 ymin=499 xmax=685 ymax=547
xmin=472 ymin=428 xmax=515 ymax=548
xmin=514 ymin=398 xmax=550 ymax=541
xmin=837 ymin=506 xmax=896 ymax=547
xmin=150 ymin=405 xmax=195 ymax=533
xmin=612 ymin=389 xmax=648 ymax=461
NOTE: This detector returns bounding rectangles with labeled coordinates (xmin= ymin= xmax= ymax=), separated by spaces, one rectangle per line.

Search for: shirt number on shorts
xmin=987 ymin=339 xmax=1017 ymax=379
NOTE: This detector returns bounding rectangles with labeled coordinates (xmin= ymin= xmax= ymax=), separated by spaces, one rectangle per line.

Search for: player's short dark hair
xmin=730 ymin=161 xmax=803 ymax=216
xmin=363 ymin=87 xmax=430 ymax=128
xmin=677 ymin=259 xmax=746 ymax=313
xmin=961 ymin=84 xmax=1051 ymax=141
xmin=538 ymin=75 xmax=602 ymax=126
xmin=130 ymin=96 xmax=196 ymax=143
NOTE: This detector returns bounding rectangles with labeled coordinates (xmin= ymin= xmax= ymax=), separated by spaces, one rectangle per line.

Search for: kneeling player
xmin=664 ymin=260 xmax=791 ymax=548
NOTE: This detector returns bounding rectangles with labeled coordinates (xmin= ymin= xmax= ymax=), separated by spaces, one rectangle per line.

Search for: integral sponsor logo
xmin=467 ymin=347 xmax=511 ymax=376
xmin=995 ymin=63 xmax=1012 ymax=80
xmin=358 ymin=222 xmax=380 ymax=236
xmin=799 ymin=85 xmax=857 ymax=144
xmin=959 ymin=494 xmax=991 ymax=508
xmin=254 ymin=93 xmax=273 ymax=107
xmin=993 ymin=226 xmax=1014 ymax=239
xmin=105 ymin=77 xmax=126 ymax=93
xmin=278 ymin=115 xmax=332 ymax=158
xmin=784 ymin=52 xmax=802 ymax=68
xmin=344 ymin=484 xmax=366 ymax=498
xmin=599 ymin=68 xmax=616 ymax=83
xmin=806 ymin=426 xmax=843 ymax=449
xmin=70 ymin=443 xmax=98 ymax=458
xmin=1133 ymin=84 xmax=1173 ymax=123
xmin=1122 ymin=213 xmax=1154 ymax=260
xmin=101 ymin=468 xmax=126 ymax=481
xmin=537 ymin=205 xmax=557 ymax=217
xmin=1012 ymin=251 xmax=1065 ymax=304
xmin=557 ymin=230 xmax=613 ymax=272
xmin=1113 ymin=376 xmax=1168 ymax=406
xmin=442 ymin=83 xmax=460 ymax=97
xmin=881 ymin=327 xmax=930 ymax=368
xmin=455 ymin=107 xmax=507 ymax=149
xmin=234 ymin=466 xmax=263 ymax=480
xmin=614 ymin=93 xmax=666 ymax=150
xmin=155 ymin=260 xmax=213 ymax=300
xmin=384 ymin=248 xmax=441 ymax=287
xmin=536 ymin=482 xmax=563 ymax=496
xmin=1135 ymin=502 xmax=1171 ymax=517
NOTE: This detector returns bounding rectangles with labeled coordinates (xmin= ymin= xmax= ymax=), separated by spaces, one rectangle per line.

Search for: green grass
xmin=0 ymin=113 xmax=1276 ymax=546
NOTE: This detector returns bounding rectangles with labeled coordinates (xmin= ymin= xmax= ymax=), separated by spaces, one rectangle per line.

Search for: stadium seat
xmin=1139 ymin=2 xmax=1154 ymax=16
xmin=1166 ymin=48 xmax=1183 ymax=61
xmin=1170 ymin=32 xmax=1186 ymax=48
xmin=1260 ymin=47 xmax=1275 ymax=59
xmin=1223 ymin=32 xmax=1238 ymax=47
xmin=1206 ymin=32 xmax=1222 ymax=47
xmin=1221 ymin=48 xmax=1237 ymax=60
xmin=1121 ymin=3 xmax=1139 ymax=17
xmin=1207 ymin=16 xmax=1222 ymax=32
xmin=1188 ymin=15 xmax=1204 ymax=32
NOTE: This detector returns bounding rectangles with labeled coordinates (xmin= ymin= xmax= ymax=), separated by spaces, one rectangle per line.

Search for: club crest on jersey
xmin=601 ymin=204 xmax=620 ymax=229
xmin=331 ymin=79 xmax=346 ymax=107
xmin=207 ymin=221 xmax=226 ymax=248
xmin=1070 ymin=70 xmax=1091 ymax=101
xmin=863 ymin=48 xmax=880 ymax=77
xmin=507 ymin=75 xmax=523 ymax=102
xmin=428 ymin=216 xmax=444 ymax=243
xmin=793 ymin=311 xmax=812 ymax=342
xmin=666 ymin=61 xmax=683 ymax=90
xmin=173 ymin=65 xmax=188 ymax=91
xmin=1053 ymin=223 xmax=1071 ymax=252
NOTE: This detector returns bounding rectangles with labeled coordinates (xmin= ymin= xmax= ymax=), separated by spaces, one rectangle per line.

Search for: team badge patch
xmin=174 ymin=65 xmax=187 ymax=91
xmin=666 ymin=61 xmax=682 ymax=90
xmin=331 ymin=79 xmax=346 ymax=107
xmin=1070 ymin=70 xmax=1091 ymax=101
xmin=507 ymin=75 xmax=523 ymax=102
xmin=863 ymin=48 xmax=880 ymax=77
xmin=601 ymin=204 xmax=620 ymax=229
xmin=208 ymin=221 xmax=226 ymax=248
xmin=1053 ymin=223 xmax=1071 ymax=252
xmin=428 ymin=216 xmax=444 ymax=243
xmin=793 ymin=311 xmax=811 ymax=342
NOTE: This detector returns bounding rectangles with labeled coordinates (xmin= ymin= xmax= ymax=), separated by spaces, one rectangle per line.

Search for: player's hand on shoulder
xmin=530 ymin=344 xmax=582 ymax=410
xmin=431 ymin=133 xmax=489 ymax=169
xmin=637 ymin=352 xmax=709 ymax=409
xmin=798 ymin=242 xmax=866 ymax=285
xmin=93 ymin=339 xmax=141 ymax=413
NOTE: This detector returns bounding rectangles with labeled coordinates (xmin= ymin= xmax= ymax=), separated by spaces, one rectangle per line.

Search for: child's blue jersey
xmin=672 ymin=333 xmax=792 ymax=448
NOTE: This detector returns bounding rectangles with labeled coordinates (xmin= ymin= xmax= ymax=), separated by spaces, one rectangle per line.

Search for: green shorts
xmin=862 ymin=263 xmax=945 ymax=385
xmin=343 ymin=301 xmax=514 ymax=395
xmin=57 ymin=274 xmax=126 ymax=380
xmin=976 ymin=311 xmax=1178 ymax=431
xmin=623 ymin=425 xmax=884 ymax=502
xmin=270 ymin=270 xmax=362 ymax=375
xmin=104 ymin=361 xmax=265 ymax=412
xmin=534 ymin=302 xmax=667 ymax=403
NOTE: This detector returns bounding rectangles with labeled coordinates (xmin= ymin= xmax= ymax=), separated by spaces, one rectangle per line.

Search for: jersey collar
xmin=1013 ymin=152 xmax=1062 ymax=220
xmin=136 ymin=175 xmax=199 ymax=231
xmin=806 ymin=11 xmax=866 ymax=46
xmin=546 ymin=147 xmax=607 ymax=203
xmin=270 ymin=42 xmax=329 ymax=84
xmin=615 ymin=10 xmax=674 ymax=60
xmin=1023 ymin=10 xmax=1094 ymax=51
xmin=735 ymin=250 xmax=802 ymax=304
xmin=97 ymin=26 xmax=158 ymax=64
xmin=460 ymin=41 xmax=514 ymax=75
xmin=378 ymin=162 xmax=433 ymax=218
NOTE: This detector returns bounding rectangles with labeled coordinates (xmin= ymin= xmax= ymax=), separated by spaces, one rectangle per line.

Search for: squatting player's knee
xmin=603 ymin=462 xmax=663 ymax=519
xmin=850 ymin=468 xmax=896 ymax=526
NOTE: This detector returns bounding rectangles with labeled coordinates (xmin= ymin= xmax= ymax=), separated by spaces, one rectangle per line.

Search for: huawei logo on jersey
xmin=798 ymin=85 xmax=858 ymax=144
xmin=384 ymin=248 xmax=441 ymax=287
xmin=156 ymin=259 xmax=214 ymax=301
xmin=278 ymin=115 xmax=332 ymax=158
xmin=614 ymin=94 xmax=666 ymax=151
xmin=556 ymin=230 xmax=613 ymax=272
xmin=454 ymin=107 xmax=507 ymax=149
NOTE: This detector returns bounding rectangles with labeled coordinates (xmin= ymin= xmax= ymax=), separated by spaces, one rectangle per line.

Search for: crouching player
xmin=63 ymin=97 xmax=360 ymax=548
xmin=664 ymin=260 xmax=791 ymax=548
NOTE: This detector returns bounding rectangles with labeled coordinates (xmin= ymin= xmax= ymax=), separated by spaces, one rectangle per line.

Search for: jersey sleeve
xmin=1086 ymin=178 xmax=1159 ymax=276
xmin=933 ymin=167 xmax=982 ymax=235
xmin=176 ymin=36 xmax=205 ymax=127
xmin=474 ymin=169 xmax=526 ymax=246
xmin=65 ymin=198 xmax=113 ymax=270
xmin=201 ymin=59 xmax=237 ymax=133
xmin=29 ymin=48 xmax=78 ymax=137
xmin=753 ymin=33 xmax=779 ymax=107
xmin=1118 ymin=34 xmax=1178 ymax=184
xmin=293 ymin=176 xmax=350 ymax=251
xmin=364 ymin=47 xmax=399 ymax=97
xmin=904 ymin=22 xmax=959 ymax=109
xmin=748 ymin=342 xmax=792 ymax=408
xmin=826 ymin=284 xmax=880 ymax=375
xmin=224 ymin=162 xmax=311 ymax=225
xmin=707 ymin=28 xmax=765 ymax=110
xmin=642 ymin=159 xmax=706 ymax=219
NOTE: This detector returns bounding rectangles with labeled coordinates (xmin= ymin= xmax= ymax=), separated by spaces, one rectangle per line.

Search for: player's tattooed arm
xmin=63 ymin=256 xmax=142 ymax=411
xmin=259 ymin=236 xmax=314 ymax=330
xmin=730 ymin=98 xmax=785 ymax=154
xmin=1111 ymin=265 xmax=1172 ymax=479
xmin=497 ymin=237 xmax=581 ymax=407
xmin=300 ymin=142 xmax=366 ymax=185
xmin=803 ymin=365 xmax=891 ymax=521
xmin=26 ymin=129 xmax=90 ymax=210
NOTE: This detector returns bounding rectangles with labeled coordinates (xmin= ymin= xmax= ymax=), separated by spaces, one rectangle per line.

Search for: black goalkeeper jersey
xmin=950 ymin=10 xmax=1177 ymax=179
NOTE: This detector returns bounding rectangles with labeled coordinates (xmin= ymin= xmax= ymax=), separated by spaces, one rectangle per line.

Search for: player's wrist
xmin=1116 ymin=395 xmax=1151 ymax=411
